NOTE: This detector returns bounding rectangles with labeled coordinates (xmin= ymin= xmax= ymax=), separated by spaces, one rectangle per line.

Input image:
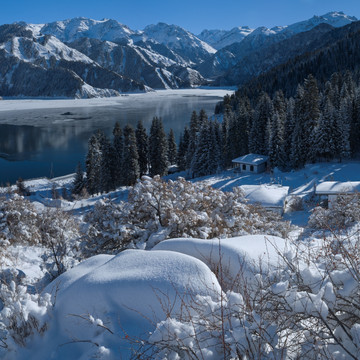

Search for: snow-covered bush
xmin=0 ymin=269 xmax=52 ymax=357
xmin=0 ymin=194 xmax=40 ymax=245
xmin=146 ymin=234 xmax=360 ymax=360
xmin=0 ymin=194 xmax=80 ymax=278
xmin=309 ymin=193 xmax=360 ymax=229
xmin=37 ymin=208 xmax=80 ymax=278
xmin=83 ymin=176 xmax=291 ymax=254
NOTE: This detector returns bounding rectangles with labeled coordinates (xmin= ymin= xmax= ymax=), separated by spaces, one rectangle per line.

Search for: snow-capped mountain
xmin=280 ymin=11 xmax=357 ymax=36
xmin=199 ymin=11 xmax=358 ymax=80
xmin=198 ymin=26 xmax=254 ymax=50
xmin=69 ymin=37 xmax=205 ymax=89
xmin=40 ymin=17 xmax=136 ymax=43
xmin=0 ymin=11 xmax=358 ymax=97
xmin=141 ymin=23 xmax=216 ymax=65
xmin=198 ymin=11 xmax=357 ymax=51
xmin=0 ymin=24 xmax=145 ymax=98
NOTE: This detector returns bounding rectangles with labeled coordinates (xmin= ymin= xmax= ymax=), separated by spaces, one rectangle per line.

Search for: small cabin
xmin=315 ymin=181 xmax=360 ymax=208
xmin=239 ymin=184 xmax=289 ymax=215
xmin=232 ymin=154 xmax=269 ymax=174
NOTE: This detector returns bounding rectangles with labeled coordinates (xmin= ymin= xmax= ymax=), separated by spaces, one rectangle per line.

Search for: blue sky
xmin=1 ymin=0 xmax=360 ymax=34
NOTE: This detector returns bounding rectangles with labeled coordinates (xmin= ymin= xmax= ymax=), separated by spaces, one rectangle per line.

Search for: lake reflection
xmin=0 ymin=92 xmax=224 ymax=184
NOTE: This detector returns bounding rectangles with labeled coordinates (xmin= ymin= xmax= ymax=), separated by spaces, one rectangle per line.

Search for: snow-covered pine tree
xmin=249 ymin=92 xmax=273 ymax=155
xmin=135 ymin=120 xmax=149 ymax=177
xmin=337 ymin=97 xmax=352 ymax=160
xmin=222 ymin=106 xmax=234 ymax=168
xmin=113 ymin=122 xmax=124 ymax=187
xmin=97 ymin=131 xmax=114 ymax=193
xmin=198 ymin=109 xmax=208 ymax=128
xmin=86 ymin=133 xmax=102 ymax=194
xmin=186 ymin=111 xmax=199 ymax=170
xmin=191 ymin=119 xmax=211 ymax=177
xmin=149 ymin=117 xmax=168 ymax=177
xmin=167 ymin=129 xmax=177 ymax=165
xmin=123 ymin=125 xmax=140 ymax=186
xmin=208 ymin=120 xmax=223 ymax=174
xmin=235 ymin=98 xmax=251 ymax=157
xmin=177 ymin=127 xmax=190 ymax=171
xmin=290 ymin=84 xmax=308 ymax=168
xmin=72 ymin=162 xmax=85 ymax=196
xmin=301 ymin=74 xmax=321 ymax=158
xmin=312 ymin=99 xmax=336 ymax=161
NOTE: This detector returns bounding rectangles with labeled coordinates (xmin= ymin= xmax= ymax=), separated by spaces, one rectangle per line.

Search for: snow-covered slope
xmin=68 ymin=37 xmax=205 ymax=89
xmin=0 ymin=23 xmax=146 ymax=98
xmin=280 ymin=11 xmax=357 ymax=36
xmin=199 ymin=11 xmax=358 ymax=80
xmin=40 ymin=17 xmax=136 ymax=43
xmin=198 ymin=26 xmax=254 ymax=50
xmin=36 ymin=250 xmax=221 ymax=359
xmin=141 ymin=22 xmax=216 ymax=65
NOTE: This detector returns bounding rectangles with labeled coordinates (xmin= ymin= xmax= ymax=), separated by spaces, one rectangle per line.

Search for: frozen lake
xmin=0 ymin=89 xmax=232 ymax=184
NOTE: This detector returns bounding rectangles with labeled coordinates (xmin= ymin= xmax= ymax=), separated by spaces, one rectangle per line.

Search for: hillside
xmin=1 ymin=161 xmax=360 ymax=358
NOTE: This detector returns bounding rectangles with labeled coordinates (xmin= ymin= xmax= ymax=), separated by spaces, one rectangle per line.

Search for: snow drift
xmin=28 ymin=250 xmax=221 ymax=359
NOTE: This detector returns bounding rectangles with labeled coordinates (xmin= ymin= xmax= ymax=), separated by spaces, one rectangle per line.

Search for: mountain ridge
xmin=0 ymin=11 xmax=358 ymax=98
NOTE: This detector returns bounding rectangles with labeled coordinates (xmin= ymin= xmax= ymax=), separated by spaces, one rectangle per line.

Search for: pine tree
xmin=135 ymin=120 xmax=149 ymax=177
xmin=113 ymin=122 xmax=124 ymax=187
xmin=198 ymin=109 xmax=208 ymax=127
xmin=337 ymin=98 xmax=351 ymax=160
xmin=86 ymin=133 xmax=102 ymax=195
xmin=236 ymin=99 xmax=251 ymax=157
xmin=72 ymin=162 xmax=85 ymax=196
xmin=191 ymin=119 xmax=211 ymax=177
xmin=208 ymin=120 xmax=222 ymax=173
xmin=302 ymin=75 xmax=321 ymax=156
xmin=149 ymin=117 xmax=168 ymax=177
xmin=167 ymin=129 xmax=177 ymax=165
xmin=122 ymin=125 xmax=140 ymax=186
xmin=249 ymin=92 xmax=273 ymax=154
xmin=97 ymin=131 xmax=113 ymax=193
xmin=312 ymin=100 xmax=336 ymax=161
xmin=177 ymin=127 xmax=190 ymax=171
xmin=186 ymin=111 xmax=199 ymax=170
xmin=222 ymin=106 xmax=234 ymax=168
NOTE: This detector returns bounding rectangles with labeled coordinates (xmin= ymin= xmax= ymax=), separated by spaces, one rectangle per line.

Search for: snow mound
xmin=239 ymin=184 xmax=289 ymax=208
xmin=153 ymin=235 xmax=291 ymax=287
xmin=37 ymin=250 xmax=221 ymax=359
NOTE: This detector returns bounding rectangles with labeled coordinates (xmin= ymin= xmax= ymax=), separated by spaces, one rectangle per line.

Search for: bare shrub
xmin=83 ymin=176 xmax=291 ymax=255
xmin=309 ymin=193 xmax=360 ymax=229
xmin=287 ymin=195 xmax=304 ymax=212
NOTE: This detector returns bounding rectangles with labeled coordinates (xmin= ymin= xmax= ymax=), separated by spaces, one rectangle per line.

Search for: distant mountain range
xmin=0 ymin=11 xmax=357 ymax=98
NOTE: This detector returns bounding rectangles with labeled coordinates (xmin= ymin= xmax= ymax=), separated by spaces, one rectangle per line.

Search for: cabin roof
xmin=315 ymin=181 xmax=360 ymax=195
xmin=232 ymin=153 xmax=269 ymax=165
xmin=239 ymin=184 xmax=289 ymax=208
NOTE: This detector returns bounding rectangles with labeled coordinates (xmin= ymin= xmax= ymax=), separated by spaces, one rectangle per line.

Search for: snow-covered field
xmin=0 ymin=88 xmax=234 ymax=112
xmin=1 ymin=161 xmax=360 ymax=359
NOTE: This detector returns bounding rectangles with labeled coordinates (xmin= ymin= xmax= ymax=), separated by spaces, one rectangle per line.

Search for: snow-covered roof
xmin=239 ymin=184 xmax=289 ymax=208
xmin=232 ymin=153 xmax=269 ymax=165
xmin=315 ymin=181 xmax=360 ymax=195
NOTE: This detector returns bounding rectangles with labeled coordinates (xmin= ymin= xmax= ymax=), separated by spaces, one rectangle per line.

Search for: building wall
xmin=237 ymin=162 xmax=267 ymax=173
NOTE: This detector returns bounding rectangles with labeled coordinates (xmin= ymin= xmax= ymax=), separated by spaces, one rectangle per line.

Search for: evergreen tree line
xmin=218 ymin=71 xmax=360 ymax=170
xmin=74 ymin=117 xmax=177 ymax=195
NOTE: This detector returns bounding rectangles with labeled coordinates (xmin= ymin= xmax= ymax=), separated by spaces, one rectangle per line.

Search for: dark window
xmin=250 ymin=165 xmax=254 ymax=172
xmin=242 ymin=164 xmax=246 ymax=170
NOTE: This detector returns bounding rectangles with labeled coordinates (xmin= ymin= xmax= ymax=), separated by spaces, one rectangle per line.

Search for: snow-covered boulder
xmin=153 ymin=235 xmax=291 ymax=288
xmin=34 ymin=250 xmax=221 ymax=359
